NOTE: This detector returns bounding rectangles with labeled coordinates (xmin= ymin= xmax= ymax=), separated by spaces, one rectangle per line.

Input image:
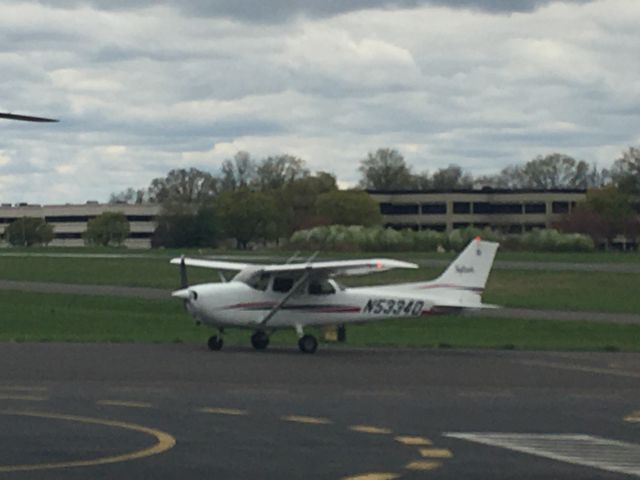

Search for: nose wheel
xmin=207 ymin=335 xmax=223 ymax=351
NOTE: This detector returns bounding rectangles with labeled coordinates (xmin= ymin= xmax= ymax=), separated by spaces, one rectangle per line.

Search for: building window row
xmin=381 ymin=201 xmax=576 ymax=216
xmin=52 ymin=232 xmax=154 ymax=240
xmin=0 ymin=214 xmax=157 ymax=224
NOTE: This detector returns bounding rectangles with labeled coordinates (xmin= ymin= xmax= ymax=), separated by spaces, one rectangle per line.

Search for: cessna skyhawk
xmin=171 ymin=237 xmax=499 ymax=354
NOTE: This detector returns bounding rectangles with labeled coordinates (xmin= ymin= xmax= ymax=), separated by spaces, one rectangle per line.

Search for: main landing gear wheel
xmin=251 ymin=331 xmax=270 ymax=350
xmin=207 ymin=335 xmax=223 ymax=351
xmin=298 ymin=334 xmax=318 ymax=354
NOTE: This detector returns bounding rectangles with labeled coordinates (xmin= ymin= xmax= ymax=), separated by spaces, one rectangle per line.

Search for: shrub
xmin=5 ymin=217 xmax=54 ymax=246
xmin=289 ymin=225 xmax=595 ymax=253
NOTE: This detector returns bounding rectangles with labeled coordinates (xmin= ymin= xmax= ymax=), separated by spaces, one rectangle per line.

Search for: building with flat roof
xmin=0 ymin=203 xmax=160 ymax=248
xmin=367 ymin=189 xmax=587 ymax=234
xmin=0 ymin=189 xmax=589 ymax=248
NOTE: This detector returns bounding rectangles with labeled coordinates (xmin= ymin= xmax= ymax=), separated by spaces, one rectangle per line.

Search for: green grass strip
xmin=1 ymin=291 xmax=639 ymax=352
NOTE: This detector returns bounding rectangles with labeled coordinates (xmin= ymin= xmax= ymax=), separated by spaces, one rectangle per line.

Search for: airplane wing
xmin=169 ymin=258 xmax=250 ymax=271
xmin=261 ymin=259 xmax=418 ymax=276
xmin=170 ymin=257 xmax=417 ymax=276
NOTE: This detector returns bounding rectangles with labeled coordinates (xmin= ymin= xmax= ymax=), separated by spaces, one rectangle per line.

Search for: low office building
xmin=0 ymin=203 xmax=160 ymax=248
xmin=367 ymin=189 xmax=587 ymax=233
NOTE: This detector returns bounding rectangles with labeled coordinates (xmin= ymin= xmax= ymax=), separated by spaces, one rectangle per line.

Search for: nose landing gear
xmin=207 ymin=328 xmax=224 ymax=351
xmin=295 ymin=324 xmax=318 ymax=354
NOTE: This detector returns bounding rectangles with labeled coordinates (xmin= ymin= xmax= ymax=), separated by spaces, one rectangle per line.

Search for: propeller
xmin=173 ymin=256 xmax=196 ymax=309
xmin=180 ymin=255 xmax=188 ymax=289
xmin=0 ymin=112 xmax=59 ymax=122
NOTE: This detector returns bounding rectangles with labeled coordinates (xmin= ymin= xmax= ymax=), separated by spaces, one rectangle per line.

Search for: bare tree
xmin=148 ymin=168 xmax=218 ymax=205
xmin=358 ymin=148 xmax=413 ymax=190
xmin=610 ymin=146 xmax=640 ymax=194
xmin=220 ymin=151 xmax=256 ymax=191
xmin=256 ymin=154 xmax=309 ymax=190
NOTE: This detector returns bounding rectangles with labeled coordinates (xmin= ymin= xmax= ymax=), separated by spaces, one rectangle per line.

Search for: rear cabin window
xmin=272 ymin=276 xmax=295 ymax=293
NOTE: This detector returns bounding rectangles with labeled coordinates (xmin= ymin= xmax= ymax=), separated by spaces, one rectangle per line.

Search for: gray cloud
xmin=1 ymin=0 xmax=639 ymax=203
xmin=31 ymin=0 xmax=594 ymax=21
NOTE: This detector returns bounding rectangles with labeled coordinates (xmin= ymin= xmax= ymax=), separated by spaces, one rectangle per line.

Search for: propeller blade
xmin=180 ymin=256 xmax=188 ymax=289
xmin=0 ymin=112 xmax=59 ymax=122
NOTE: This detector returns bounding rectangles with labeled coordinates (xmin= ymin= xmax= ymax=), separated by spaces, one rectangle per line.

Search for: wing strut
xmin=258 ymin=270 xmax=311 ymax=327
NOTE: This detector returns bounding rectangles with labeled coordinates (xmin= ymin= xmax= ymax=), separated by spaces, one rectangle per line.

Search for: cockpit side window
xmin=247 ymin=272 xmax=270 ymax=291
xmin=272 ymin=276 xmax=294 ymax=293
xmin=308 ymin=279 xmax=336 ymax=295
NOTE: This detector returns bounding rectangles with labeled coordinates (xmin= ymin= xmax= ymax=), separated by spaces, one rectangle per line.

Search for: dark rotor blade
xmin=0 ymin=112 xmax=59 ymax=123
xmin=180 ymin=256 xmax=189 ymax=289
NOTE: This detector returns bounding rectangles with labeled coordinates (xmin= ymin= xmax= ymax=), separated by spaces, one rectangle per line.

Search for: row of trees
xmin=114 ymin=147 xmax=640 ymax=206
xmin=558 ymin=186 xmax=639 ymax=249
xmin=111 ymin=153 xmax=381 ymax=248
xmin=105 ymin=146 xmax=640 ymax=249
xmin=359 ymin=147 xmax=640 ymax=192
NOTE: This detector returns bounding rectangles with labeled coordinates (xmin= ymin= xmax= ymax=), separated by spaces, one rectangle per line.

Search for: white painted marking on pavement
xmin=445 ymin=432 xmax=640 ymax=477
xmin=516 ymin=359 xmax=640 ymax=379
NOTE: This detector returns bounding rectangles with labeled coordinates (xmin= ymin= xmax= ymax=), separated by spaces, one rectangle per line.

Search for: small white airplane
xmin=171 ymin=237 xmax=499 ymax=354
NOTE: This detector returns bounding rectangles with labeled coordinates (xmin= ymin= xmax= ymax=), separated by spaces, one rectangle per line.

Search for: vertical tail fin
xmin=434 ymin=237 xmax=499 ymax=292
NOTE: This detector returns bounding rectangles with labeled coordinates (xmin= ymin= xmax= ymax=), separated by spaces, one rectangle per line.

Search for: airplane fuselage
xmin=184 ymin=281 xmax=435 ymax=329
xmin=171 ymin=238 xmax=499 ymax=353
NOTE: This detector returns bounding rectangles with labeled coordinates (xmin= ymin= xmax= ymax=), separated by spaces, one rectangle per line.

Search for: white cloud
xmin=1 ymin=0 xmax=639 ymax=203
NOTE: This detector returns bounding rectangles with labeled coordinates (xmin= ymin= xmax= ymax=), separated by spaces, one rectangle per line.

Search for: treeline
xmin=358 ymin=148 xmax=640 ymax=191
xmin=112 ymin=153 xmax=380 ymax=248
xmin=107 ymin=146 xmax=640 ymax=250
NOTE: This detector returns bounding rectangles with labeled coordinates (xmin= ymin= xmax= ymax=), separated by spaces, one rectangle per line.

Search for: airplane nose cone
xmin=171 ymin=289 xmax=191 ymax=300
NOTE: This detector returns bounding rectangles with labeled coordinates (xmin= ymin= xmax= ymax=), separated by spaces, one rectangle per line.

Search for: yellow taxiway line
xmin=394 ymin=435 xmax=432 ymax=446
xmin=281 ymin=415 xmax=333 ymax=425
xmin=0 ymin=394 xmax=48 ymax=402
xmin=624 ymin=411 xmax=640 ymax=423
xmin=419 ymin=447 xmax=453 ymax=458
xmin=198 ymin=407 xmax=248 ymax=416
xmin=97 ymin=400 xmax=153 ymax=408
xmin=350 ymin=425 xmax=392 ymax=435
xmin=405 ymin=460 xmax=442 ymax=471
xmin=342 ymin=473 xmax=400 ymax=480
xmin=0 ymin=410 xmax=175 ymax=473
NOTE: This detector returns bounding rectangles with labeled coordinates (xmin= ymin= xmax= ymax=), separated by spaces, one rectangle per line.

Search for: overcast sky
xmin=1 ymin=0 xmax=639 ymax=203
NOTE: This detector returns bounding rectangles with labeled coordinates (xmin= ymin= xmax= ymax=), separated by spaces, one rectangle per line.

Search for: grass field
xmin=1 ymin=253 xmax=640 ymax=313
xmin=2 ymin=291 xmax=639 ymax=351
xmin=2 ymin=247 xmax=639 ymax=351
xmin=3 ymin=245 xmax=640 ymax=263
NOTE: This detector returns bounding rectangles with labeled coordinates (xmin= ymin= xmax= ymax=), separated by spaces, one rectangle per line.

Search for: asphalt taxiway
xmin=1 ymin=343 xmax=639 ymax=479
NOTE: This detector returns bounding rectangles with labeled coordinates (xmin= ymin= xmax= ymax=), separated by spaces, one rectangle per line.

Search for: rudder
xmin=434 ymin=237 xmax=499 ymax=292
